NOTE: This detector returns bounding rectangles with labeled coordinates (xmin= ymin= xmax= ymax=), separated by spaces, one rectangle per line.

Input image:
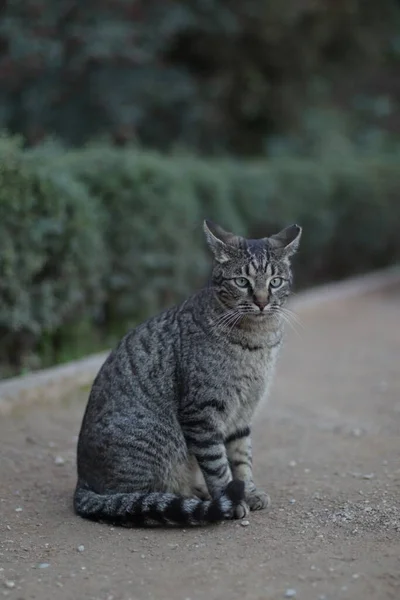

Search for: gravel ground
xmin=1 ymin=286 xmax=399 ymax=600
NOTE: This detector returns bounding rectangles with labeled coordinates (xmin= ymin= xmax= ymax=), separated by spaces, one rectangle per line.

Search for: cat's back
xmin=81 ymin=302 xmax=185 ymax=425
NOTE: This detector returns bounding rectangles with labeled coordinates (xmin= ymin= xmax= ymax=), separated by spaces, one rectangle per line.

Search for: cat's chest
xmin=223 ymin=343 xmax=280 ymax=419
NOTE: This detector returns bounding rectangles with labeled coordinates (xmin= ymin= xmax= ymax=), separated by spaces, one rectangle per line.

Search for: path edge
xmin=1 ymin=265 xmax=399 ymax=416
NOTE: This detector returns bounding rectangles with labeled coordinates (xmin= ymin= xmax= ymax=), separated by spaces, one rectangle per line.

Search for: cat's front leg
xmin=188 ymin=454 xmax=211 ymax=500
xmin=225 ymin=426 xmax=270 ymax=512
xmin=183 ymin=422 xmax=248 ymax=519
xmin=183 ymin=424 xmax=232 ymax=497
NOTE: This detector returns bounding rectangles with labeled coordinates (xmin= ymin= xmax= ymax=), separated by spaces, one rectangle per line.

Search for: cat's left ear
xmin=268 ymin=224 xmax=302 ymax=257
xmin=203 ymin=220 xmax=241 ymax=263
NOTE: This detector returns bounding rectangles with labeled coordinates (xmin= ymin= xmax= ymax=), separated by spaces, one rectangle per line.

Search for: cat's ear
xmin=203 ymin=220 xmax=239 ymax=263
xmin=269 ymin=224 xmax=302 ymax=257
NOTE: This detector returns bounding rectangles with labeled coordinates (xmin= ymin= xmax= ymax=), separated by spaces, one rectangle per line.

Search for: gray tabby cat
xmin=74 ymin=220 xmax=302 ymax=526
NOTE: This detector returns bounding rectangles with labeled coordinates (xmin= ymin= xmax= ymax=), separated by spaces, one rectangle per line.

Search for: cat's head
xmin=204 ymin=220 xmax=301 ymax=318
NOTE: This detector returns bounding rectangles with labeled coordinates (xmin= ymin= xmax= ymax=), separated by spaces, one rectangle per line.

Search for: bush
xmin=1 ymin=135 xmax=399 ymax=377
xmin=56 ymin=147 xmax=209 ymax=329
xmin=0 ymin=136 xmax=105 ymax=375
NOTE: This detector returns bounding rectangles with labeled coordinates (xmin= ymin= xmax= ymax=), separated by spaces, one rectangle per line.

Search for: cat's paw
xmin=192 ymin=485 xmax=211 ymax=501
xmin=233 ymin=500 xmax=250 ymax=519
xmin=246 ymin=489 xmax=271 ymax=512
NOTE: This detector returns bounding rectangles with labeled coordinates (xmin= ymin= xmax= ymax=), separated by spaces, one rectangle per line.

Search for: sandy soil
xmin=1 ymin=287 xmax=399 ymax=600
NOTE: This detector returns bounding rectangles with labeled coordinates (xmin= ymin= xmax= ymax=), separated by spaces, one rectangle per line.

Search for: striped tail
xmin=74 ymin=480 xmax=245 ymax=526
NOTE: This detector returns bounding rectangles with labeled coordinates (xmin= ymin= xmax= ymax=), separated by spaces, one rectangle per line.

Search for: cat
xmin=74 ymin=220 xmax=302 ymax=526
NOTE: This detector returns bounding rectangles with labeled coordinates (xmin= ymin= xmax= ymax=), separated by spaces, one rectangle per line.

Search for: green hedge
xmin=0 ymin=138 xmax=106 ymax=375
xmin=1 ymin=136 xmax=399 ymax=377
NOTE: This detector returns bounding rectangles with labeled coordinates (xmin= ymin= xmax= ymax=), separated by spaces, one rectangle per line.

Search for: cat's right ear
xmin=203 ymin=220 xmax=233 ymax=263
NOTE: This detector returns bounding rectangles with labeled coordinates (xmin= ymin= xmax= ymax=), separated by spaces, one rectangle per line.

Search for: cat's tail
xmin=74 ymin=479 xmax=245 ymax=526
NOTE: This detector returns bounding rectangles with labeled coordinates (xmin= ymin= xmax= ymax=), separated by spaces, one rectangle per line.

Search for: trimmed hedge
xmin=1 ymin=136 xmax=399 ymax=376
xmin=0 ymin=137 xmax=106 ymax=375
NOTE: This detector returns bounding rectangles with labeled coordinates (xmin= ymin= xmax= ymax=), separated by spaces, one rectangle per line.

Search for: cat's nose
xmin=253 ymin=296 xmax=268 ymax=311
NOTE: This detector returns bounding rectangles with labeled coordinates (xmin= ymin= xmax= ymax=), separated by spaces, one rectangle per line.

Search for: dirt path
xmin=1 ymin=287 xmax=399 ymax=600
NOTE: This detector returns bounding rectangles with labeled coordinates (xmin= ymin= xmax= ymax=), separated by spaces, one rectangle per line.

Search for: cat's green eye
xmin=270 ymin=277 xmax=283 ymax=288
xmin=234 ymin=277 xmax=249 ymax=288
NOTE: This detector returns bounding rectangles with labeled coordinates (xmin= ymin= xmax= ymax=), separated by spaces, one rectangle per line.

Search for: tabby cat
xmin=74 ymin=220 xmax=302 ymax=526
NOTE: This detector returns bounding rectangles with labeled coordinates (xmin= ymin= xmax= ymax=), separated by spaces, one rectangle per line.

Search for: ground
xmin=1 ymin=287 xmax=399 ymax=600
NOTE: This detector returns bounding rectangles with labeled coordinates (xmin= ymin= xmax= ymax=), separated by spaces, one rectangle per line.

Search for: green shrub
xmin=326 ymin=160 xmax=400 ymax=277
xmin=0 ymin=136 xmax=105 ymax=374
xmin=60 ymin=147 xmax=208 ymax=328
xmin=1 ymin=135 xmax=399 ymax=377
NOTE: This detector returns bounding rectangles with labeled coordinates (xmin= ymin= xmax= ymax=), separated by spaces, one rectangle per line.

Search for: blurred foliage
xmin=0 ymin=0 xmax=399 ymax=154
xmin=0 ymin=135 xmax=106 ymax=374
xmin=0 ymin=133 xmax=399 ymax=377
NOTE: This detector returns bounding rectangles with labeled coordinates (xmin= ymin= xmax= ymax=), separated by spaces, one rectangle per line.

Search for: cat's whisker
xmin=279 ymin=304 xmax=301 ymax=320
xmin=278 ymin=306 xmax=304 ymax=329
xmin=272 ymin=307 xmax=302 ymax=338
xmin=212 ymin=312 xmax=242 ymax=332
xmin=212 ymin=309 xmax=241 ymax=328
xmin=213 ymin=305 xmax=254 ymax=324
xmin=214 ymin=312 xmax=250 ymax=332
xmin=226 ymin=313 xmax=243 ymax=335
xmin=212 ymin=307 xmax=256 ymax=333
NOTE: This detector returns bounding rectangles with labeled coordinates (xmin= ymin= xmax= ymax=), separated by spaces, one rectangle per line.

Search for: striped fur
xmin=74 ymin=221 xmax=301 ymax=526
xmin=74 ymin=480 xmax=244 ymax=526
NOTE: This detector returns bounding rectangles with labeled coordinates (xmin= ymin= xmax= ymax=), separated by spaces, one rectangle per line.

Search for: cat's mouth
xmin=237 ymin=304 xmax=274 ymax=318
xmin=250 ymin=309 xmax=270 ymax=318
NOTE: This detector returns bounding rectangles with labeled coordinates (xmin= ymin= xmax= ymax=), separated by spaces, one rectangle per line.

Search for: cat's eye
xmin=234 ymin=277 xmax=249 ymax=288
xmin=270 ymin=277 xmax=283 ymax=288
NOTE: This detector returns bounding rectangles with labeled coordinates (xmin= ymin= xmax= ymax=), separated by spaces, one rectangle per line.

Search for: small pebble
xmin=289 ymin=498 xmax=296 ymax=504
xmin=284 ymin=589 xmax=296 ymax=598
xmin=6 ymin=525 xmax=11 ymax=531
xmin=240 ymin=520 xmax=250 ymax=527
xmin=351 ymin=427 xmax=363 ymax=437
xmin=3 ymin=582 xmax=15 ymax=590
xmin=77 ymin=545 xmax=85 ymax=552
xmin=15 ymin=507 xmax=23 ymax=512
xmin=362 ymin=473 xmax=375 ymax=480
xmin=38 ymin=563 xmax=50 ymax=569
xmin=54 ymin=456 xmax=65 ymax=466
xmin=352 ymin=573 xmax=360 ymax=579
xmin=288 ymin=460 xmax=297 ymax=468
